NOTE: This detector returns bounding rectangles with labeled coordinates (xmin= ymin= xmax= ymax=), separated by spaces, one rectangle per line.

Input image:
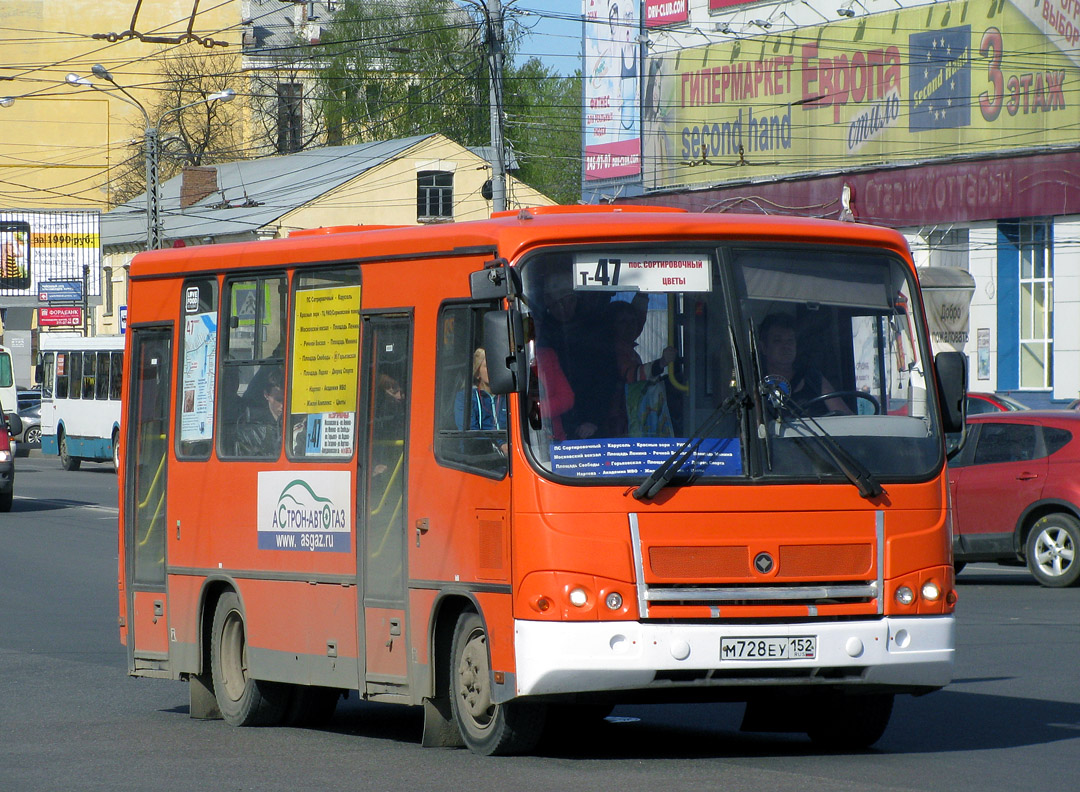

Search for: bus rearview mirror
xmin=934 ymin=350 xmax=967 ymax=434
xmin=483 ymin=309 xmax=525 ymax=395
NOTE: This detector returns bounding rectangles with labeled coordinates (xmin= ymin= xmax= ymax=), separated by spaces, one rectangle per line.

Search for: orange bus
xmin=118 ymin=206 xmax=966 ymax=755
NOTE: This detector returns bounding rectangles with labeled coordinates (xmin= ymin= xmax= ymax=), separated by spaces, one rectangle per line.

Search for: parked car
xmin=966 ymin=391 xmax=1029 ymax=414
xmin=949 ymin=411 xmax=1080 ymax=587
xmin=14 ymin=388 xmax=40 ymax=452
xmin=0 ymin=411 xmax=20 ymax=511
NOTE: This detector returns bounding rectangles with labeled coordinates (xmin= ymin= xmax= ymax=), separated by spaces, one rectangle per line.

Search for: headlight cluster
xmin=518 ymin=571 xmax=634 ymax=620
xmin=889 ymin=567 xmax=957 ymax=614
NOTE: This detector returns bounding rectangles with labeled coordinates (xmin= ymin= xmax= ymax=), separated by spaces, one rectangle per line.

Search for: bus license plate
xmin=720 ymin=636 xmax=816 ymax=661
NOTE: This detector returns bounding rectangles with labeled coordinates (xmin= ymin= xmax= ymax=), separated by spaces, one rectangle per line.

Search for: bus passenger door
xmin=123 ymin=327 xmax=173 ymax=675
xmin=358 ymin=314 xmax=411 ymax=692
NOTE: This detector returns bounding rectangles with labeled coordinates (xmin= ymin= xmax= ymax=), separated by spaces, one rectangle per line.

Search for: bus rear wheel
xmin=806 ymin=692 xmax=893 ymax=750
xmin=449 ymin=611 xmax=546 ymax=756
xmin=210 ymin=592 xmax=288 ymax=726
xmin=112 ymin=430 xmax=120 ymax=472
xmin=59 ymin=433 xmax=81 ymax=471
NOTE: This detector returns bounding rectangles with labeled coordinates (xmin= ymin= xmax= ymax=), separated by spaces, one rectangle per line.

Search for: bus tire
xmin=59 ymin=433 xmax=81 ymax=471
xmin=112 ymin=430 xmax=121 ymax=472
xmin=806 ymin=692 xmax=893 ymax=750
xmin=210 ymin=592 xmax=288 ymax=726
xmin=1025 ymin=513 xmax=1080 ymax=588
xmin=449 ymin=611 xmax=546 ymax=756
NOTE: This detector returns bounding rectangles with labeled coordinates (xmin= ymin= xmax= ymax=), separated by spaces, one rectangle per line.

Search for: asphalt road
xmin=2 ymin=453 xmax=1078 ymax=791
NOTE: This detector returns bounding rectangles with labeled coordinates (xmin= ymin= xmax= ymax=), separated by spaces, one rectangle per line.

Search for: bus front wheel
xmin=806 ymin=692 xmax=893 ymax=750
xmin=210 ymin=592 xmax=288 ymax=726
xmin=112 ymin=430 xmax=120 ymax=472
xmin=59 ymin=433 xmax=81 ymax=471
xmin=449 ymin=611 xmax=546 ymax=756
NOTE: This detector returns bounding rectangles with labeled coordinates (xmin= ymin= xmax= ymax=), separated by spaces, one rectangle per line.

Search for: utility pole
xmin=486 ymin=0 xmax=506 ymax=213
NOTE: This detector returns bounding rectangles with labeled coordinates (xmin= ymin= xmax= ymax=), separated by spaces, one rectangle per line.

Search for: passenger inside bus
xmin=534 ymin=268 xmax=619 ymax=440
xmin=455 ymin=348 xmax=508 ymax=456
xmin=758 ymin=313 xmax=851 ymax=416
xmin=234 ymin=367 xmax=284 ymax=457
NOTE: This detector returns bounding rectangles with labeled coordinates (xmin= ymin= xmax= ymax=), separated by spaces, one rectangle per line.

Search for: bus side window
xmin=433 ymin=301 xmax=507 ymax=478
xmin=42 ymin=353 xmax=55 ymax=399
xmin=179 ymin=278 xmax=219 ymax=459
xmin=55 ymin=353 xmax=68 ymax=399
xmin=219 ymin=274 xmax=287 ymax=459
xmin=69 ymin=352 xmax=82 ymax=400
xmin=96 ymin=351 xmax=110 ymax=400
xmin=111 ymin=352 xmax=123 ymax=400
xmin=286 ymin=267 xmax=361 ymax=460
xmin=82 ymin=352 xmax=96 ymax=399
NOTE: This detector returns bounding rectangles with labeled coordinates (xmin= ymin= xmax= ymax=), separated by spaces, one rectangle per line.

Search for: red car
xmin=965 ymin=391 xmax=1029 ymax=414
xmin=949 ymin=411 xmax=1080 ymax=587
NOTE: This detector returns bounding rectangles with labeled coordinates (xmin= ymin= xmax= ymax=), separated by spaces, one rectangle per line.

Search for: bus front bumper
xmin=511 ymin=616 xmax=953 ymax=699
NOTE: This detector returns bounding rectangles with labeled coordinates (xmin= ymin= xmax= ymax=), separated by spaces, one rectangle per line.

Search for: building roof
xmin=100 ymin=134 xmax=435 ymax=249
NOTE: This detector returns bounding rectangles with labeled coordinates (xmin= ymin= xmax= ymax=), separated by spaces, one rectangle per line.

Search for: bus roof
xmin=128 ymin=207 xmax=913 ymax=281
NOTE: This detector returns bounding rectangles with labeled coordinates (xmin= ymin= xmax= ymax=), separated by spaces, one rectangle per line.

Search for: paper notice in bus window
xmin=181 ymin=312 xmax=217 ymax=442
xmin=293 ymin=412 xmax=355 ymax=457
xmin=257 ymin=470 xmax=352 ymax=553
xmin=573 ymin=254 xmax=711 ymax=293
xmin=292 ymin=286 xmax=361 ymax=412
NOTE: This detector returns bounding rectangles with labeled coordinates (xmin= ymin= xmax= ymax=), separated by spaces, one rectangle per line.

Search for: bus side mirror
xmin=470 ymin=259 xmax=521 ymax=301
xmin=934 ymin=351 xmax=967 ymax=434
xmin=483 ymin=309 xmax=525 ymax=395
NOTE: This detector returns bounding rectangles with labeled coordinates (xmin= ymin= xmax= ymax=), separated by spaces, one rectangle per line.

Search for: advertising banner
xmin=584 ymin=0 xmax=642 ymax=180
xmin=645 ymin=0 xmax=1079 ymax=191
xmin=0 ymin=211 xmax=100 ymax=297
xmin=39 ymin=306 xmax=83 ymax=326
xmin=645 ymin=0 xmax=688 ymax=28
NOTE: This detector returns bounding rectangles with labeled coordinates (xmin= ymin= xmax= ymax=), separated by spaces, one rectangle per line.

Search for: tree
xmin=110 ymin=46 xmax=245 ymax=206
xmin=313 ymin=0 xmax=488 ymax=146
xmin=313 ymin=1 xmax=582 ymax=204
xmin=503 ymin=58 xmax=581 ymax=206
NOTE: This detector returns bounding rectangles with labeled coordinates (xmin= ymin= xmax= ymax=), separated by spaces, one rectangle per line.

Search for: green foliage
xmin=504 ymin=58 xmax=581 ymax=205
xmin=314 ymin=0 xmax=487 ymax=146
xmin=314 ymin=1 xmax=582 ymax=204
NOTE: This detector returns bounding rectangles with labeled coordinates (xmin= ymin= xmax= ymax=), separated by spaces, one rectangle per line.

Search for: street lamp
xmin=66 ymin=66 xmax=234 ymax=250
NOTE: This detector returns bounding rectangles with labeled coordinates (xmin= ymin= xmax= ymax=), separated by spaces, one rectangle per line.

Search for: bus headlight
xmin=921 ymin=581 xmax=941 ymax=601
xmin=895 ymin=586 xmax=915 ymax=606
xmin=568 ymin=587 xmax=588 ymax=607
xmin=605 ymin=591 xmax=623 ymax=610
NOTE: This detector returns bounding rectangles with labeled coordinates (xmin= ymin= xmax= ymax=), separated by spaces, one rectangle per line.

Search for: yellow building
xmin=97 ymin=133 xmax=554 ymax=335
xmin=0 ymin=0 xmax=247 ymax=210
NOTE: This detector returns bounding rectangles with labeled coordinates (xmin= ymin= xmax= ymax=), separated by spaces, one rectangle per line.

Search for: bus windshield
xmin=520 ymin=243 xmax=940 ymax=485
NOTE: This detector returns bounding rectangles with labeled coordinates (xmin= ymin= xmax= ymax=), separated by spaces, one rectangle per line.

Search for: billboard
xmin=584 ymin=0 xmax=642 ymax=181
xmin=0 ymin=211 xmax=101 ymax=298
xmin=644 ymin=0 xmax=1080 ymax=191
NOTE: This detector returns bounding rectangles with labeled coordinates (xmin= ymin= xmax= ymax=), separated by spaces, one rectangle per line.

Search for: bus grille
xmin=630 ymin=513 xmax=885 ymax=620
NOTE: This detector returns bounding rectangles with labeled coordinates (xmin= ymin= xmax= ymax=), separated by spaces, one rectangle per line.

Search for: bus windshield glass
xmin=520 ymin=244 xmax=940 ymax=485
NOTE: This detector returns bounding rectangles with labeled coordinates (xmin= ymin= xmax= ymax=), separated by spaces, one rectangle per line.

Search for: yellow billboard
xmin=645 ymin=0 xmax=1079 ymax=190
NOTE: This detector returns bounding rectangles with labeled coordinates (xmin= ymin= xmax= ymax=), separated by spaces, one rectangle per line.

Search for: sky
xmin=510 ymin=1 xmax=584 ymax=76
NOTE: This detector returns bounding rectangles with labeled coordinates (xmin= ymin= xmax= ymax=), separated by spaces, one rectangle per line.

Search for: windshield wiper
xmin=632 ymin=389 xmax=747 ymax=501
xmin=761 ymin=382 xmax=886 ymax=499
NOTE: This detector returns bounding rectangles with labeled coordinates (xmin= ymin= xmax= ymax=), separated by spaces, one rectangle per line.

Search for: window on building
xmin=925 ymin=228 xmax=969 ymax=270
xmin=276 ymin=83 xmax=303 ymax=154
xmin=103 ymin=266 xmax=113 ymax=316
xmin=1009 ymin=221 xmax=1053 ymax=389
xmin=417 ymin=171 xmax=453 ymax=221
